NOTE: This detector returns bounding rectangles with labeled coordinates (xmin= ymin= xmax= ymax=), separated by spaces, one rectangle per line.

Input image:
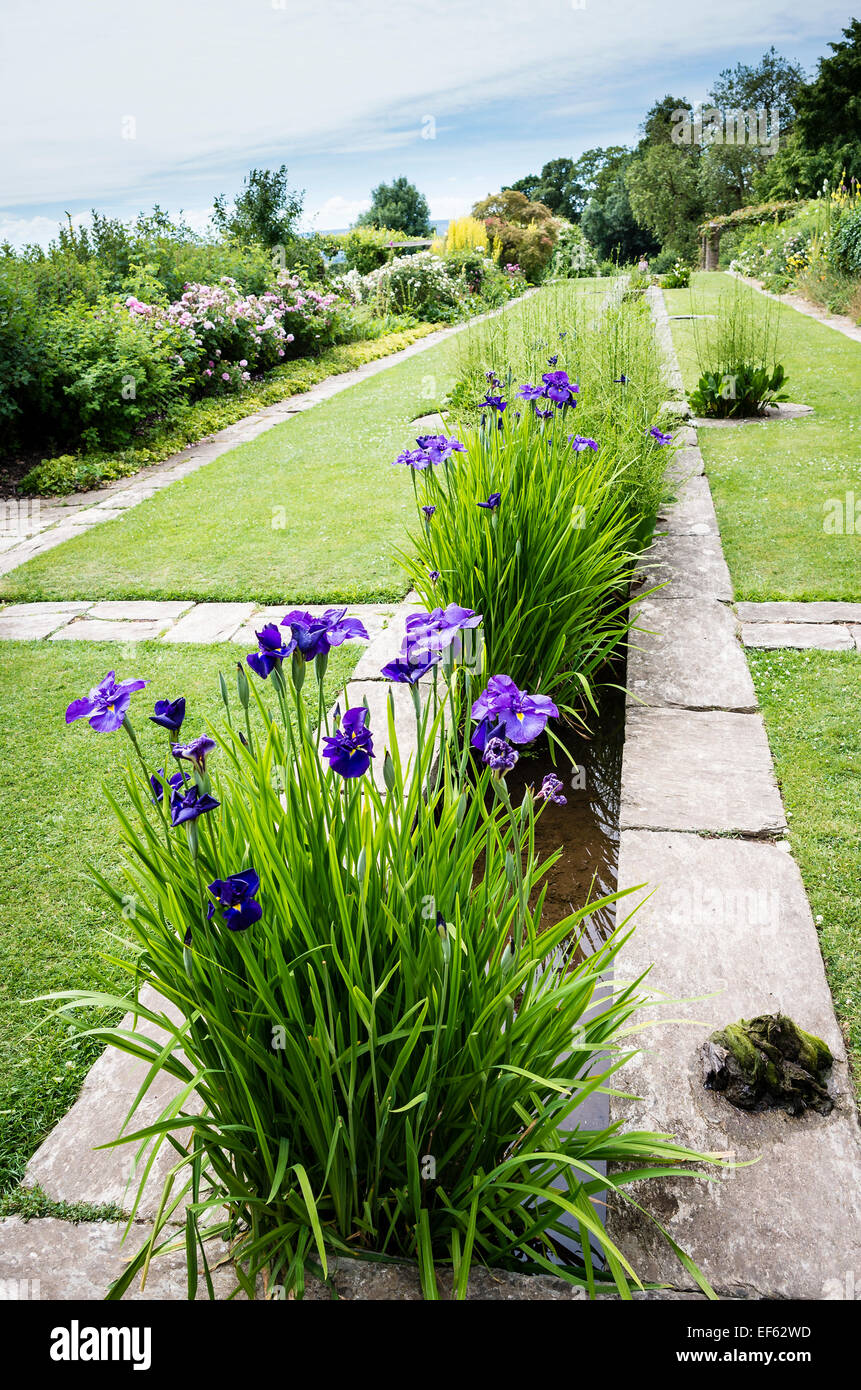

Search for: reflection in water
xmin=506 ymin=684 xmax=624 ymax=959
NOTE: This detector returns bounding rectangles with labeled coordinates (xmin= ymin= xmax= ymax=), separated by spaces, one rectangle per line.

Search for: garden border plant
xmin=50 ymin=605 xmax=718 ymax=1301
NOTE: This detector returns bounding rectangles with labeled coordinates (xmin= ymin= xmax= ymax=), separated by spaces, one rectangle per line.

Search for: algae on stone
xmin=701 ymin=1013 xmax=834 ymax=1115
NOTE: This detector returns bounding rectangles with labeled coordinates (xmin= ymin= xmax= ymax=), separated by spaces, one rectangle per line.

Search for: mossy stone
xmin=701 ymin=1013 xmax=834 ymax=1115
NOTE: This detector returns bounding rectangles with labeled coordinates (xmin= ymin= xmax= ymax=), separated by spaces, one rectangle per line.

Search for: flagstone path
xmin=730 ymin=270 xmax=861 ymax=345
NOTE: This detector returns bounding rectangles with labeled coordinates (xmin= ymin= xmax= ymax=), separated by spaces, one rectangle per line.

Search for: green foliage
xmin=339 ymin=226 xmax=411 ymax=275
xmin=625 ymin=143 xmax=704 ymax=260
xmin=546 ymin=222 xmax=599 ymax=279
xmin=830 ymin=206 xmax=861 ymax=274
xmin=508 ymin=158 xmax=588 ymax=222
xmin=661 ymin=259 xmax=692 ymax=288
xmin=212 ymin=165 xmax=304 ymax=249
xmin=38 ymin=296 xmax=189 ymax=451
xmin=690 ymin=362 xmax=788 ymax=418
xmin=356 ymin=177 xmax=432 ymax=236
xmin=472 ymin=189 xmax=559 ymax=283
xmin=690 ymin=279 xmax=788 ymax=416
xmin=57 ymin=654 xmax=715 ymax=1300
xmin=406 ymin=287 xmax=669 ymax=701
xmin=794 ymin=20 xmax=861 ymax=187
xmin=19 ymin=324 xmax=436 ymax=495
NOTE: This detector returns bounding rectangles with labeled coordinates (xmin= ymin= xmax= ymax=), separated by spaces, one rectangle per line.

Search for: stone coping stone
xmin=25 ymin=986 xmax=197 ymax=1221
xmin=87 ymin=600 xmax=194 ymax=621
xmin=0 ymin=610 xmax=79 ymax=640
xmin=635 ymin=534 xmax=733 ymax=602
xmin=0 ymin=1220 xmax=704 ymax=1300
xmin=737 ymin=600 xmax=861 ymax=625
xmin=656 ymin=474 xmax=718 ymax=536
xmin=741 ymin=621 xmax=855 ymax=651
xmin=627 ymin=598 xmax=756 ymax=711
xmin=694 ymin=402 xmax=813 ymax=427
xmin=607 ymin=831 xmax=861 ymax=1299
xmin=162 ymin=603 xmax=256 ymax=644
xmin=50 ymin=618 xmax=173 ymax=643
xmin=620 ymin=708 xmax=786 ymax=835
xmin=0 ymin=1218 xmax=238 ymax=1301
xmin=665 ymin=446 xmax=704 ymax=483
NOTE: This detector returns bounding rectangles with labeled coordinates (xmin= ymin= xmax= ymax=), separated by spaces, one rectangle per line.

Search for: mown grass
xmin=0 ymin=639 xmax=357 ymax=1192
xmin=0 ymin=283 xmax=608 ymax=607
xmin=665 ymin=272 xmax=861 ymax=601
xmin=748 ymin=648 xmax=861 ymax=1098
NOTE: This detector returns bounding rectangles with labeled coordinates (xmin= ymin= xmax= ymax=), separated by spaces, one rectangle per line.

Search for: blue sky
xmin=0 ymin=0 xmax=854 ymax=247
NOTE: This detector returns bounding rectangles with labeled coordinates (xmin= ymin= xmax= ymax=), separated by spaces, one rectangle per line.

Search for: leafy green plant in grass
xmin=690 ymin=280 xmax=790 ymax=417
xmin=398 ymin=410 xmax=650 ymax=713
xmin=51 ymin=632 xmax=715 ymax=1300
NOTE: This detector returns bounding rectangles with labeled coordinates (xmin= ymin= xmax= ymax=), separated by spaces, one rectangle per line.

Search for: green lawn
xmin=0 ymin=285 xmax=603 ymax=607
xmin=665 ymin=272 xmax=861 ymax=602
xmin=0 ymin=639 xmax=357 ymax=1191
xmin=748 ymin=649 xmax=861 ymax=1097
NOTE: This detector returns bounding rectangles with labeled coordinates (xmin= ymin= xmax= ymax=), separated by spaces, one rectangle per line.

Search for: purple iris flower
xmin=485 ymin=370 xmax=500 ymax=385
xmin=415 ymin=434 xmax=464 ymax=464
xmin=381 ymin=642 xmax=438 ymax=684
xmin=537 ymin=773 xmax=567 ymax=805
xmin=65 ymin=671 xmax=148 ymax=734
xmin=614 ymin=374 xmax=628 ymax=384
xmin=547 ymin=355 xmax=559 ymax=366
xmin=471 ymin=675 xmax=559 ymax=748
xmin=246 ymin=624 xmax=296 ymax=679
xmin=150 ymin=768 xmax=185 ymax=803
xmin=477 ymin=492 xmax=501 ymax=510
xmin=541 ymin=371 xmax=579 ymax=407
xmin=479 ymin=394 xmax=507 ymax=413
xmin=393 ymin=447 xmax=434 ymax=470
xmin=570 ymin=436 xmax=599 ymax=452
xmin=649 ymin=426 xmax=673 ymax=446
xmin=206 ymin=869 xmax=262 ymax=933
xmin=534 ymin=407 xmax=554 ymax=420
xmin=282 ymin=608 xmax=369 ymax=659
xmin=515 ymin=383 xmax=545 ymax=402
xmin=429 ymin=570 xmax=440 ymax=585
xmin=422 ymin=505 xmax=436 ymax=519
xmin=322 ymin=707 xmax=374 ymax=778
xmin=403 ymin=604 xmax=482 ymax=665
xmin=169 ymin=784 xmax=220 ymax=826
xmin=150 ymin=697 xmax=186 ymax=732
xmin=172 ymin=735 xmax=217 ymax=771
xmin=483 ymin=737 xmax=518 ymax=773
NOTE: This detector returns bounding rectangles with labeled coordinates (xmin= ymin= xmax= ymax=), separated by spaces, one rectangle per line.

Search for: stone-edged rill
xmin=52 ymin=616 xmax=717 ymax=1300
xmin=398 ymin=370 xmax=668 ymax=713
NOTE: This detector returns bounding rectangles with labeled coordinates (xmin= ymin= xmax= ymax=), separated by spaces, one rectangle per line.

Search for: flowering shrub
xmin=343 ymin=252 xmax=464 ymax=321
xmin=59 ymin=603 xmax=716 ymax=1300
xmin=546 ymin=222 xmax=599 ymax=280
xmin=661 ymin=259 xmax=691 ymax=289
xmin=124 ymin=273 xmax=342 ymax=397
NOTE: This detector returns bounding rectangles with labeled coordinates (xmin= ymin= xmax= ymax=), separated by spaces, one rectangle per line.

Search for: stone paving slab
xmin=620 ymin=708 xmax=786 ymax=835
xmin=25 ymin=986 xmax=197 ymax=1221
xmin=608 ymin=830 xmax=861 ymax=1299
xmin=737 ymin=600 xmax=861 ymax=624
xmin=627 ymin=598 xmax=756 ymax=711
xmin=656 ymin=474 xmax=718 ymax=536
xmin=50 ymin=618 xmax=174 ymax=643
xmin=635 ymin=534 xmax=733 ymax=601
xmin=88 ymin=600 xmax=194 ymax=621
xmin=664 ymin=445 xmax=705 ymax=483
xmin=0 ymin=1218 xmax=239 ymax=1301
xmin=0 ymin=609 xmax=80 ymax=640
xmin=0 ymin=600 xmax=90 ymax=615
xmin=741 ymin=621 xmax=855 ymax=651
xmin=162 ymin=603 xmax=257 ymax=644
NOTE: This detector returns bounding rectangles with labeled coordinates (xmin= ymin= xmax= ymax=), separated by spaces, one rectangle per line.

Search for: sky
xmin=0 ymin=0 xmax=854 ymax=248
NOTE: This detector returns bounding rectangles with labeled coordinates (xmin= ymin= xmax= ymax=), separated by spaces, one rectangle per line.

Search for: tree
xmin=794 ymin=20 xmax=861 ymax=185
xmin=472 ymin=188 xmax=555 ymax=228
xmin=578 ymin=148 xmax=657 ymax=262
xmin=625 ymin=143 xmax=704 ymax=259
xmin=507 ymin=158 xmax=586 ymax=221
xmin=212 ymin=166 xmax=304 ymax=249
xmin=710 ymin=47 xmax=807 ymax=128
xmin=356 ymin=177 xmax=432 ymax=236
